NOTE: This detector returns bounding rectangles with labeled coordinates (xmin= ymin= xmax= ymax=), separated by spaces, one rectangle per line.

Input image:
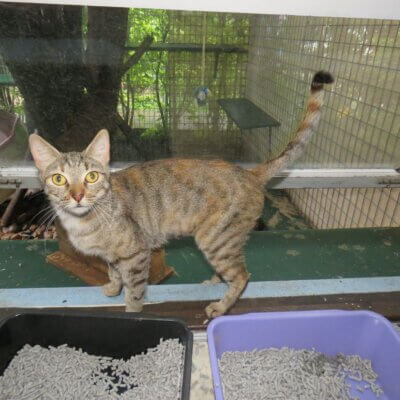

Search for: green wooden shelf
xmin=218 ymin=98 xmax=280 ymax=130
xmin=0 ymin=227 xmax=399 ymax=288
xmin=125 ymin=43 xmax=247 ymax=53
xmin=0 ymin=73 xmax=15 ymax=86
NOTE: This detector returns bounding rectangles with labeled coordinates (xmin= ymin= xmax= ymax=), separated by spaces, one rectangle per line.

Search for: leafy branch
xmin=120 ymin=35 xmax=154 ymax=77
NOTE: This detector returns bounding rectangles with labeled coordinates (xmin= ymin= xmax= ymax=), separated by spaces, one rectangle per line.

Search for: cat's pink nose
xmin=71 ymin=192 xmax=84 ymax=203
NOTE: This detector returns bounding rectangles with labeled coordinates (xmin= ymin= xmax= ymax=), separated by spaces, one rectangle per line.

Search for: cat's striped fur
xmin=29 ymin=71 xmax=333 ymax=318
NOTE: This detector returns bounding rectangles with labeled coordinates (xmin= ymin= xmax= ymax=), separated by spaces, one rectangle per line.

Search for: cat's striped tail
xmin=251 ymin=71 xmax=334 ymax=184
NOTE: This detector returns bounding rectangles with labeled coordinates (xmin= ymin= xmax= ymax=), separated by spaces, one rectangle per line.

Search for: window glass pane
xmin=0 ymin=4 xmax=398 ymax=168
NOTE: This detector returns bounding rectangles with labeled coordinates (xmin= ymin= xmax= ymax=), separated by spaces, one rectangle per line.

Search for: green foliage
xmin=0 ymin=86 xmax=24 ymax=117
xmin=141 ymin=124 xmax=167 ymax=138
xmin=1 ymin=6 xmax=249 ymax=160
xmin=119 ymin=10 xmax=250 ymax=137
xmin=166 ymin=12 xmax=249 ymax=134
xmin=119 ymin=9 xmax=169 ymax=128
xmin=127 ymin=9 xmax=168 ymax=43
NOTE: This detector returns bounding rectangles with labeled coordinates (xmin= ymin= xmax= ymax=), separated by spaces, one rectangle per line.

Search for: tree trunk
xmin=55 ymin=6 xmax=129 ymax=151
xmin=0 ymin=3 xmax=86 ymax=141
xmin=0 ymin=3 xmax=152 ymax=157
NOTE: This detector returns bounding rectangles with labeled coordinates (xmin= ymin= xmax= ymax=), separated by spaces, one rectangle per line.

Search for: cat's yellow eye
xmin=85 ymin=171 xmax=99 ymax=183
xmin=52 ymin=174 xmax=67 ymax=186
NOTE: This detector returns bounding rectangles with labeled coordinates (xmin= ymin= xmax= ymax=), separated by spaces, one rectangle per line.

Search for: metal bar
xmin=2 ymin=0 xmax=399 ymax=21
xmin=0 ymin=165 xmax=399 ymax=189
xmin=125 ymin=43 xmax=248 ymax=53
xmin=269 ymin=127 xmax=272 ymax=158
xmin=268 ymin=168 xmax=400 ymax=189
xmin=1 ymin=276 xmax=400 ymax=308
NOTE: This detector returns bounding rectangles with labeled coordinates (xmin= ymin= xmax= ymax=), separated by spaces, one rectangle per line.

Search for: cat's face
xmin=29 ymin=129 xmax=110 ymax=217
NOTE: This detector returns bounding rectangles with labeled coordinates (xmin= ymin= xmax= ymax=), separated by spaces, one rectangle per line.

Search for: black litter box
xmin=0 ymin=310 xmax=193 ymax=400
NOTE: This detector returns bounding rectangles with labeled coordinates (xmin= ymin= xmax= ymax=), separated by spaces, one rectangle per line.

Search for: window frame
xmin=2 ymin=0 xmax=400 ymax=20
xmin=0 ymin=0 xmax=399 ymax=313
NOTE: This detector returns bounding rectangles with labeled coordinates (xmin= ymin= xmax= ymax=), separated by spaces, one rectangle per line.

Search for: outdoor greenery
xmin=0 ymin=7 xmax=171 ymax=154
xmin=0 ymin=85 xmax=23 ymax=116
xmin=121 ymin=10 xmax=169 ymax=134
xmin=0 ymin=6 xmax=249 ymax=161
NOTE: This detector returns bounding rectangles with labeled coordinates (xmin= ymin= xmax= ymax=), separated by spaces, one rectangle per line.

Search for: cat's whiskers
xmin=41 ymin=204 xmax=60 ymax=223
xmin=99 ymin=203 xmax=114 ymax=225
xmin=36 ymin=207 xmax=56 ymax=227
xmin=45 ymin=211 xmax=59 ymax=234
xmin=92 ymin=203 xmax=112 ymax=226
xmin=93 ymin=200 xmax=112 ymax=216
xmin=40 ymin=202 xmax=69 ymax=232
xmin=91 ymin=206 xmax=109 ymax=228
xmin=30 ymin=205 xmax=54 ymax=225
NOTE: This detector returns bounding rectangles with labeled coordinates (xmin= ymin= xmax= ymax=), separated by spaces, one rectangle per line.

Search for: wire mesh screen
xmin=0 ymin=8 xmax=249 ymax=164
xmin=245 ymin=15 xmax=400 ymax=167
xmin=289 ymin=187 xmax=400 ymax=229
xmin=245 ymin=15 xmax=400 ymax=228
xmin=0 ymin=7 xmax=399 ymax=230
xmin=166 ymin=11 xmax=249 ymax=161
xmin=114 ymin=10 xmax=249 ymax=162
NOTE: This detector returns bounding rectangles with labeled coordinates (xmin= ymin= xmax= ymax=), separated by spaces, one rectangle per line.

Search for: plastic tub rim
xmin=207 ymin=309 xmax=400 ymax=400
xmin=0 ymin=309 xmax=193 ymax=400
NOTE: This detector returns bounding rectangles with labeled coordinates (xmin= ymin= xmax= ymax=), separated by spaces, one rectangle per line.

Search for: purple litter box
xmin=207 ymin=310 xmax=400 ymax=400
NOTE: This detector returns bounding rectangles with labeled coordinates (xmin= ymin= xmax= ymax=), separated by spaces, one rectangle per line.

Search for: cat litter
xmin=218 ymin=347 xmax=383 ymax=400
xmin=0 ymin=338 xmax=184 ymax=400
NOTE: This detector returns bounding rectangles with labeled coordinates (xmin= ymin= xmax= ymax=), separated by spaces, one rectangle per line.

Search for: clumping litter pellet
xmin=0 ymin=338 xmax=184 ymax=400
xmin=219 ymin=347 xmax=384 ymax=400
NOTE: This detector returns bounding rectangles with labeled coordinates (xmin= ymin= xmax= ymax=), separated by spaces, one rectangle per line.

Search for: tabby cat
xmin=29 ymin=71 xmax=333 ymax=318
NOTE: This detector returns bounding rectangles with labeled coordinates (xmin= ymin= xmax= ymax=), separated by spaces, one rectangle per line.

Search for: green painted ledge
xmin=0 ymin=227 xmax=399 ymax=288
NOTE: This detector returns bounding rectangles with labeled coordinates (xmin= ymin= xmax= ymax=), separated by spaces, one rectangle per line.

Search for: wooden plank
xmin=46 ymin=249 xmax=175 ymax=286
xmin=143 ymin=291 xmax=400 ymax=329
xmin=149 ymin=249 xmax=175 ymax=283
xmin=1 ymin=292 xmax=398 ymax=330
xmin=55 ymin=219 xmax=108 ymax=274
xmin=54 ymin=220 xmax=175 ymax=285
xmin=136 ymin=292 xmax=400 ymax=329
xmin=46 ymin=251 xmax=108 ymax=286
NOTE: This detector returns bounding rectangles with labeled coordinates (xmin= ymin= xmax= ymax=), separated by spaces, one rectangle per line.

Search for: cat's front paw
xmin=102 ymin=282 xmax=122 ymax=297
xmin=205 ymin=301 xmax=227 ymax=318
xmin=202 ymin=274 xmax=222 ymax=285
xmin=125 ymin=302 xmax=143 ymax=313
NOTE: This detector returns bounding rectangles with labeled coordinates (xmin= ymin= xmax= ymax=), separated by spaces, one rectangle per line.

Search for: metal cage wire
xmin=244 ymin=14 xmax=400 ymax=228
xmin=0 ymin=9 xmax=399 ymax=228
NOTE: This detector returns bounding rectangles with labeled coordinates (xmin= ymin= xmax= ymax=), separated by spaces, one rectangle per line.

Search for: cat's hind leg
xmin=204 ymin=250 xmax=249 ymax=318
xmin=102 ymin=263 xmax=123 ymax=297
xmin=196 ymin=227 xmax=250 ymax=318
xmin=195 ymin=206 xmax=259 ymax=318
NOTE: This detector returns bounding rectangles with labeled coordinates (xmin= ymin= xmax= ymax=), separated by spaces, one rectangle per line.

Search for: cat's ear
xmin=84 ymin=129 xmax=110 ymax=166
xmin=29 ymin=133 xmax=61 ymax=172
